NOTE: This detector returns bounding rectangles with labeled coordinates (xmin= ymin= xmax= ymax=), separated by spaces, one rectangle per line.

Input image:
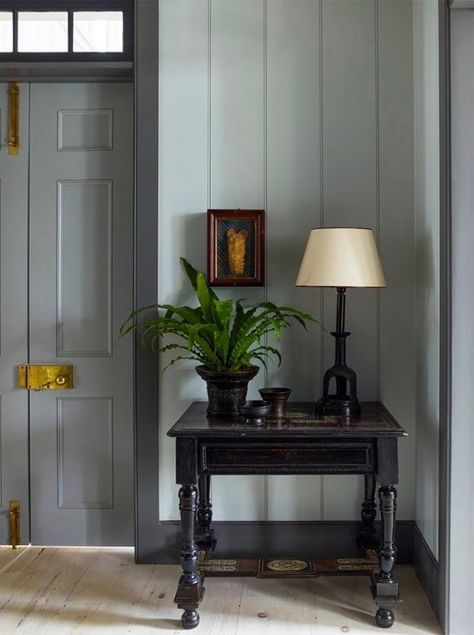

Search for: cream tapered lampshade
xmin=296 ymin=227 xmax=386 ymax=288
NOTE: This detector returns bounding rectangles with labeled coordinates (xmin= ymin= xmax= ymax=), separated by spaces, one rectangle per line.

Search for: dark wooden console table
xmin=168 ymin=401 xmax=407 ymax=630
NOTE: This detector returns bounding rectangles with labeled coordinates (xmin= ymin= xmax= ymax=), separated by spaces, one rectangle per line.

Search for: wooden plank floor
xmin=0 ymin=547 xmax=441 ymax=634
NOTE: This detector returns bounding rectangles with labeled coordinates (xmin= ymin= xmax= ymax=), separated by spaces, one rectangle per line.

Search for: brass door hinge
xmin=8 ymin=500 xmax=20 ymax=549
xmin=7 ymin=82 xmax=19 ymax=156
xmin=18 ymin=365 xmax=74 ymax=390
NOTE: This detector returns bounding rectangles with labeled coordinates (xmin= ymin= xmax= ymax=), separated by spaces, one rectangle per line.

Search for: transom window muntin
xmin=0 ymin=1 xmax=133 ymax=61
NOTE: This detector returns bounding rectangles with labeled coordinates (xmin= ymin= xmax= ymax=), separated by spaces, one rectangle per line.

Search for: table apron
xmin=199 ymin=440 xmax=376 ymax=475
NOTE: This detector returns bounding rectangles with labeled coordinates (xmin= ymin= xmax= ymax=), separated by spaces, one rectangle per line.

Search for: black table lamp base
xmin=315 ymin=287 xmax=361 ymax=419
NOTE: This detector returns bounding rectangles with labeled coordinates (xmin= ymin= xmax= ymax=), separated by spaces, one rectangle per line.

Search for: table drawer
xmin=200 ymin=441 xmax=374 ymax=475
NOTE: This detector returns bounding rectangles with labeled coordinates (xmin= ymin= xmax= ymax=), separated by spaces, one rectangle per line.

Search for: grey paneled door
xmin=28 ymin=84 xmax=134 ymax=545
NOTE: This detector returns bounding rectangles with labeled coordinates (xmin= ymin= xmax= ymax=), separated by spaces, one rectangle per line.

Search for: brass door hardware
xmin=7 ymin=82 xmax=19 ymax=156
xmin=18 ymin=365 xmax=74 ymax=390
xmin=8 ymin=500 xmax=20 ymax=549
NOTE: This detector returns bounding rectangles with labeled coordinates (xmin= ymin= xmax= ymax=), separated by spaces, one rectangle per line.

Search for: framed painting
xmin=207 ymin=209 xmax=265 ymax=286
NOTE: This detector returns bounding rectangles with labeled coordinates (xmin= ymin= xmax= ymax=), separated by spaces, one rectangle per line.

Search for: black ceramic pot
xmin=195 ymin=365 xmax=259 ymax=416
xmin=238 ymin=400 xmax=272 ymax=425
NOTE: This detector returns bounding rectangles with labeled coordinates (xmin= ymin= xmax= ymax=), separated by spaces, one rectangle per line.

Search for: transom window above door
xmin=0 ymin=1 xmax=132 ymax=61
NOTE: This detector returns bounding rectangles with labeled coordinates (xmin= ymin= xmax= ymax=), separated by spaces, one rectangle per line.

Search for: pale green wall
xmin=158 ymin=0 xmax=416 ymax=524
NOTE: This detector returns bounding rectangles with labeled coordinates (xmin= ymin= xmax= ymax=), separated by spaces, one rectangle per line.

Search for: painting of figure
xmin=207 ymin=210 xmax=265 ymax=286
xmin=226 ymin=227 xmax=248 ymax=276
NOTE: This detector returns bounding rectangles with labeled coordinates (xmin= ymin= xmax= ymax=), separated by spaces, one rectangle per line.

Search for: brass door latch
xmin=8 ymin=500 xmax=20 ymax=549
xmin=18 ymin=365 xmax=74 ymax=390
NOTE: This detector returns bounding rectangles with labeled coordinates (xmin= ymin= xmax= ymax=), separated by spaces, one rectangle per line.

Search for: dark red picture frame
xmin=207 ymin=209 xmax=265 ymax=287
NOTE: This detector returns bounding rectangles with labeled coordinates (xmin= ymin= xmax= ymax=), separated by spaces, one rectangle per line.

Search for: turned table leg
xmin=372 ymin=485 xmax=400 ymax=629
xmin=196 ymin=474 xmax=215 ymax=549
xmin=359 ymin=473 xmax=377 ymax=546
xmin=174 ymin=485 xmax=204 ymax=629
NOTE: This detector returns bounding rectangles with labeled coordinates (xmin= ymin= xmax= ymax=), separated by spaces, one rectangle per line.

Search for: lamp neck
xmin=335 ymin=287 xmax=346 ymax=335
xmin=333 ymin=287 xmax=348 ymax=368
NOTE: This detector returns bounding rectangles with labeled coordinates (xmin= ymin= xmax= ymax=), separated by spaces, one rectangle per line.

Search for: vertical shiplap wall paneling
xmin=266 ymin=0 xmax=323 ymax=521
xmin=158 ymin=0 xmax=416 ymax=524
xmin=321 ymin=0 xmax=378 ymax=520
xmin=210 ymin=1 xmax=265 ymax=211
xmin=413 ymin=0 xmax=439 ymax=557
xmin=378 ymin=0 xmax=415 ymax=521
xmin=209 ymin=0 xmax=266 ymax=521
xmin=158 ymin=0 xmax=209 ymax=520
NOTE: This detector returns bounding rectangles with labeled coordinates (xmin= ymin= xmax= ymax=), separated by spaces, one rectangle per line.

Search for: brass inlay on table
xmin=198 ymin=550 xmax=380 ymax=577
xmin=266 ymin=559 xmax=308 ymax=572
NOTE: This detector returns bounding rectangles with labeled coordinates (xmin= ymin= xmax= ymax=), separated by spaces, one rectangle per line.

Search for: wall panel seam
xmin=207 ymin=0 xmax=212 ymax=211
xmin=27 ymin=83 xmax=32 ymax=542
xmin=374 ymin=0 xmax=381 ymax=401
xmin=0 ymin=170 xmax=5 ymax=508
xmin=319 ymin=0 xmax=325 ymax=521
xmin=0 ymin=174 xmax=2 ymax=358
xmin=262 ymin=0 xmax=268 ymax=521
xmin=206 ymin=0 xmax=212 ymax=513
xmin=262 ymin=0 xmax=268 ymax=389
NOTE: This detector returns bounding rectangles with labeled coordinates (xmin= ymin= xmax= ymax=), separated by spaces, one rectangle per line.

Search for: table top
xmin=167 ymin=401 xmax=407 ymax=438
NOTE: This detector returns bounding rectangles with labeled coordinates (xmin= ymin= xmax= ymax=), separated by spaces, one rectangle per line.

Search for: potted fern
xmin=120 ymin=258 xmax=318 ymax=416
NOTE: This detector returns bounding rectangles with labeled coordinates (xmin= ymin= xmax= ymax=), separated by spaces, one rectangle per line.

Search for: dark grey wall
xmin=437 ymin=2 xmax=451 ymax=633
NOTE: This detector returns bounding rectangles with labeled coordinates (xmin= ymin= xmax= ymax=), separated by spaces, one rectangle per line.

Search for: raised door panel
xmin=57 ymin=398 xmax=114 ymax=509
xmin=57 ymin=179 xmax=112 ymax=357
xmin=57 ymin=109 xmax=114 ymax=151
